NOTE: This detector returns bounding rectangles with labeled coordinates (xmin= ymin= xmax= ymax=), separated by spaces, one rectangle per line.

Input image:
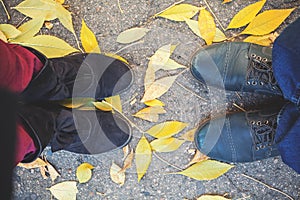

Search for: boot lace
xmin=246 ymin=53 xmax=278 ymax=90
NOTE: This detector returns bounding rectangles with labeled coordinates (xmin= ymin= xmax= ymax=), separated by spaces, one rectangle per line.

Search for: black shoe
xmin=18 ymin=103 xmax=132 ymax=163
xmin=21 ymin=48 xmax=134 ymax=102
xmin=194 ymin=105 xmax=284 ymax=163
xmin=191 ymin=42 xmax=282 ymax=96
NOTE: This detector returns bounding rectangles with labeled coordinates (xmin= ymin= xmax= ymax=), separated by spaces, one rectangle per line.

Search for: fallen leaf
xmin=149 ymin=44 xmax=173 ymax=71
xmin=222 ymin=0 xmax=232 ymax=4
xmin=47 ymin=181 xmax=78 ymax=200
xmin=198 ymin=9 xmax=216 ymax=45
xmin=269 ymin=32 xmax=279 ymax=43
xmin=213 ymin=28 xmax=227 ymax=42
xmin=117 ymin=27 xmax=149 ymax=44
xmin=120 ymin=149 xmax=134 ymax=173
xmin=105 ymin=95 xmax=122 ymax=113
xmin=144 ymin=64 xmax=156 ymax=91
xmin=93 ymin=101 xmax=113 ymax=111
xmin=141 ymin=75 xmax=178 ymax=102
xmin=45 ymin=159 xmax=60 ymax=182
xmin=12 ymin=17 xmax=45 ymax=42
xmin=133 ymin=106 xmax=166 ymax=122
xmin=186 ymin=150 xmax=209 ymax=167
xmin=105 ymin=53 xmax=129 ymax=64
xmin=176 ymin=160 xmax=233 ymax=180
xmin=110 ymin=162 xmax=125 ymax=186
xmin=59 ymin=98 xmax=95 ymax=109
xmin=146 ymin=121 xmax=188 ymax=138
xmin=150 ymin=137 xmax=185 ymax=152
xmin=135 ymin=136 xmax=152 ymax=182
xmin=144 ymin=99 xmax=165 ymax=107
xmin=55 ymin=0 xmax=65 ymax=4
xmin=243 ymin=34 xmax=273 ymax=46
xmin=241 ymin=8 xmax=295 ymax=36
xmin=16 ymin=35 xmax=79 ymax=58
xmin=227 ymin=0 xmax=266 ymax=29
xmin=0 ymin=24 xmax=21 ymax=39
xmin=156 ymin=4 xmax=200 ymax=21
xmin=180 ymin=127 xmax=197 ymax=142
xmin=80 ymin=19 xmax=101 ymax=53
xmin=55 ymin=3 xmax=75 ymax=34
xmin=197 ymin=194 xmax=230 ymax=200
xmin=122 ymin=145 xmax=130 ymax=160
xmin=17 ymin=157 xmax=47 ymax=169
xmin=76 ymin=162 xmax=95 ymax=183
xmin=45 ymin=21 xmax=53 ymax=29
xmin=163 ymin=59 xmax=187 ymax=70
xmin=39 ymin=166 xmax=48 ymax=179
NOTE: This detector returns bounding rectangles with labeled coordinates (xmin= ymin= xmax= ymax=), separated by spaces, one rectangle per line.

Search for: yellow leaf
xmin=149 ymin=44 xmax=172 ymax=71
xmin=76 ymin=162 xmax=95 ymax=183
xmin=141 ymin=75 xmax=178 ymax=102
xmin=177 ymin=160 xmax=233 ymax=180
xmin=146 ymin=121 xmax=188 ymax=138
xmin=16 ymin=35 xmax=79 ymax=58
xmin=105 ymin=53 xmax=129 ymax=64
xmin=133 ymin=106 xmax=166 ymax=122
xmin=110 ymin=162 xmax=125 ymax=185
xmin=213 ymin=28 xmax=227 ymax=42
xmin=185 ymin=19 xmax=201 ymax=37
xmin=80 ymin=19 xmax=101 ymax=53
xmin=47 ymin=181 xmax=78 ymax=200
xmin=0 ymin=30 xmax=7 ymax=42
xmin=93 ymin=101 xmax=113 ymax=111
xmin=243 ymin=34 xmax=273 ymax=46
xmin=144 ymin=99 xmax=165 ymax=107
xmin=11 ymin=17 xmax=45 ymax=42
xmin=227 ymin=0 xmax=266 ymax=29
xmin=156 ymin=4 xmax=200 ymax=21
xmin=55 ymin=0 xmax=64 ymax=4
xmin=106 ymin=95 xmax=123 ymax=113
xmin=163 ymin=59 xmax=187 ymax=70
xmin=46 ymin=160 xmax=60 ymax=182
xmin=117 ymin=27 xmax=149 ymax=44
xmin=144 ymin=64 xmax=156 ymax=91
xmin=56 ymin=3 xmax=75 ymax=34
xmin=0 ymin=24 xmax=21 ymax=39
xmin=198 ymin=9 xmax=216 ymax=45
xmin=59 ymin=98 xmax=95 ymax=109
xmin=186 ymin=150 xmax=209 ymax=167
xmin=17 ymin=158 xmax=47 ymax=169
xmin=197 ymin=194 xmax=230 ymax=200
xmin=180 ymin=127 xmax=197 ymax=142
xmin=135 ymin=136 xmax=152 ymax=182
xmin=241 ymin=8 xmax=295 ymax=36
xmin=120 ymin=149 xmax=134 ymax=173
xmin=150 ymin=137 xmax=185 ymax=152
xmin=222 ymin=0 xmax=232 ymax=4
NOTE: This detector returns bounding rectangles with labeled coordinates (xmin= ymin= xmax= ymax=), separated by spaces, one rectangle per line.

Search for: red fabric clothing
xmin=0 ymin=40 xmax=43 ymax=164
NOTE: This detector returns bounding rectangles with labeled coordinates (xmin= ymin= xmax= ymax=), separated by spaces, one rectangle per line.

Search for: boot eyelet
xmin=260 ymin=145 xmax=265 ymax=149
xmin=255 ymin=146 xmax=260 ymax=151
xmin=246 ymin=81 xmax=251 ymax=85
xmin=259 ymin=82 xmax=264 ymax=86
xmin=256 ymin=56 xmax=262 ymax=61
xmin=251 ymin=53 xmax=256 ymax=58
xmin=265 ymin=120 xmax=269 ymax=124
xmin=250 ymin=121 xmax=255 ymax=125
xmin=262 ymin=58 xmax=268 ymax=62
xmin=252 ymin=81 xmax=257 ymax=85
xmin=256 ymin=121 xmax=261 ymax=126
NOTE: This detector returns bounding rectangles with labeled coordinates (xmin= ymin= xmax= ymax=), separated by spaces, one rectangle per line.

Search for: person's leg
xmin=272 ymin=17 xmax=300 ymax=173
xmin=0 ymin=39 xmax=43 ymax=164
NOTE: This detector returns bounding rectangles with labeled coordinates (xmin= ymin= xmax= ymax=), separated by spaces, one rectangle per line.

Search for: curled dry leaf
xmin=144 ymin=99 xmax=165 ymax=107
xmin=76 ymin=162 xmax=95 ymax=183
xmin=141 ymin=75 xmax=179 ymax=102
xmin=117 ymin=27 xmax=149 ymax=44
xmin=122 ymin=145 xmax=130 ymax=160
xmin=146 ymin=121 xmax=188 ymax=138
xmin=47 ymin=181 xmax=78 ymax=200
xmin=46 ymin=160 xmax=60 ymax=182
xmin=133 ymin=106 xmax=166 ymax=122
xmin=186 ymin=150 xmax=209 ymax=167
xmin=197 ymin=194 xmax=230 ymax=200
xmin=180 ymin=127 xmax=197 ymax=142
xmin=17 ymin=157 xmax=47 ymax=169
xmin=155 ymin=3 xmax=200 ymax=21
xmin=241 ymin=8 xmax=295 ymax=36
xmin=135 ymin=136 xmax=152 ymax=182
xmin=226 ymin=0 xmax=266 ymax=29
xmin=110 ymin=162 xmax=125 ymax=186
xmin=177 ymin=160 xmax=233 ymax=180
xmin=120 ymin=149 xmax=134 ymax=173
xmin=80 ymin=19 xmax=101 ymax=53
xmin=150 ymin=137 xmax=185 ymax=152
xmin=198 ymin=9 xmax=216 ymax=45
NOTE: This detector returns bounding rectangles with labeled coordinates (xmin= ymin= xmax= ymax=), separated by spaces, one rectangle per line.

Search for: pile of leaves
xmin=1 ymin=0 xmax=296 ymax=199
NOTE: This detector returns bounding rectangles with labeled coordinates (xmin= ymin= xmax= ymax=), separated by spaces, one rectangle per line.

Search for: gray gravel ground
xmin=1 ymin=0 xmax=300 ymax=199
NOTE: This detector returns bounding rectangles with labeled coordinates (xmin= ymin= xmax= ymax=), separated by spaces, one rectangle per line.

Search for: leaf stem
xmin=117 ymin=0 xmax=124 ymax=13
xmin=0 ymin=0 xmax=10 ymax=20
xmin=153 ymin=152 xmax=184 ymax=171
xmin=203 ymin=0 xmax=226 ymax=32
xmin=241 ymin=173 xmax=294 ymax=200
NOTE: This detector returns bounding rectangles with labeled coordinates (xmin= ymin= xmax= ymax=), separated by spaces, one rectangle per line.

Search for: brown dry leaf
xmin=17 ymin=158 xmax=47 ymax=169
xmin=226 ymin=0 xmax=266 ymax=29
xmin=241 ymin=8 xmax=295 ymax=36
xmin=198 ymin=9 xmax=216 ymax=45
xmin=222 ymin=0 xmax=232 ymax=4
xmin=144 ymin=99 xmax=165 ymax=107
xmin=120 ymin=149 xmax=134 ymax=173
xmin=135 ymin=136 xmax=152 ymax=182
xmin=186 ymin=150 xmax=209 ymax=167
xmin=155 ymin=3 xmax=200 ymax=21
xmin=176 ymin=160 xmax=233 ymax=180
xmin=117 ymin=27 xmax=149 ymax=44
xmin=146 ymin=121 xmax=188 ymax=138
xmin=39 ymin=166 xmax=48 ymax=179
xmin=47 ymin=181 xmax=78 ymax=200
xmin=180 ymin=127 xmax=197 ymax=142
xmin=110 ymin=162 xmax=125 ymax=186
xmin=80 ymin=19 xmax=101 ymax=53
xmin=150 ymin=137 xmax=185 ymax=152
xmin=76 ymin=162 xmax=95 ymax=183
xmin=244 ymin=34 xmax=274 ymax=46
xmin=197 ymin=194 xmax=230 ymax=200
xmin=133 ymin=106 xmax=166 ymax=122
xmin=122 ymin=145 xmax=130 ymax=160
xmin=45 ymin=21 xmax=53 ymax=30
xmin=141 ymin=75 xmax=179 ymax=102
xmin=46 ymin=160 xmax=60 ymax=182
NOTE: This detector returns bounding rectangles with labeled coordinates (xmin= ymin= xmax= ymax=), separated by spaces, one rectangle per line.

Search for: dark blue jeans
xmin=273 ymin=17 xmax=300 ymax=174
